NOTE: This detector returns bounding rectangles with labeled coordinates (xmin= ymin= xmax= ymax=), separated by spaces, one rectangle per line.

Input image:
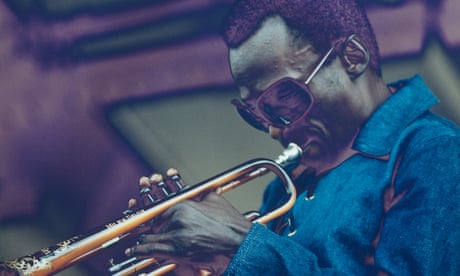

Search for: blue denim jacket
xmin=225 ymin=75 xmax=460 ymax=275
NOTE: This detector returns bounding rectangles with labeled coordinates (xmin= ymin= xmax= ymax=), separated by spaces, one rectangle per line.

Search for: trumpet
xmin=0 ymin=143 xmax=302 ymax=276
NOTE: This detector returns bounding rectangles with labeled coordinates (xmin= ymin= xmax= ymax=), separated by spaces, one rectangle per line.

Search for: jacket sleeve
xmin=224 ymin=223 xmax=331 ymax=275
xmin=374 ymin=134 xmax=460 ymax=275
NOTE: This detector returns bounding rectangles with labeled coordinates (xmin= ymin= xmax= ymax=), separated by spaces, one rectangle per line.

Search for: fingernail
xmin=150 ymin=174 xmax=163 ymax=183
xmin=166 ymin=168 xmax=178 ymax=176
xmin=139 ymin=177 xmax=151 ymax=188
xmin=125 ymin=247 xmax=132 ymax=256
xmin=128 ymin=198 xmax=137 ymax=208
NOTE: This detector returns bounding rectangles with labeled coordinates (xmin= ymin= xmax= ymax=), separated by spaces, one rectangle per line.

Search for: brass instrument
xmin=0 ymin=143 xmax=302 ymax=276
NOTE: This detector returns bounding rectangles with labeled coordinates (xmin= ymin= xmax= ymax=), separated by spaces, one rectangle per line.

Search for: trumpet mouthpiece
xmin=275 ymin=143 xmax=303 ymax=168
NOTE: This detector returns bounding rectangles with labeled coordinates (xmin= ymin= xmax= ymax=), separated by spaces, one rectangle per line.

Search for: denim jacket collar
xmin=353 ymin=75 xmax=439 ymax=157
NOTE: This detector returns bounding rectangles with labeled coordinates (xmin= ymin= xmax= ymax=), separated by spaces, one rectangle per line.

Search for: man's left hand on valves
xmin=125 ymin=169 xmax=252 ymax=270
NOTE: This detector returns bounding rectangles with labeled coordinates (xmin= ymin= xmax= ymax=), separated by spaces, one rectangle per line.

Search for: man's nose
xmin=268 ymin=125 xmax=282 ymax=140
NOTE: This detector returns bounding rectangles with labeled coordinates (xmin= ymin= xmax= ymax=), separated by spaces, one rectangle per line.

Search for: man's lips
xmin=280 ymin=123 xmax=327 ymax=148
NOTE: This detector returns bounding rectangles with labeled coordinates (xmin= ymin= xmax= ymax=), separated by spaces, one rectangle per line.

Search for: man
xmin=126 ymin=0 xmax=460 ymax=275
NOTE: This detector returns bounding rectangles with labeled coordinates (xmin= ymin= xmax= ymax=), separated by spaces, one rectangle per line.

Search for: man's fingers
xmin=123 ymin=198 xmax=138 ymax=215
xmin=149 ymin=173 xmax=163 ymax=184
xmin=127 ymin=198 xmax=137 ymax=209
xmin=166 ymin=168 xmax=187 ymax=191
xmin=125 ymin=232 xmax=182 ymax=257
xmin=139 ymin=232 xmax=173 ymax=243
xmin=125 ymin=241 xmax=175 ymax=256
xmin=139 ymin=176 xmax=151 ymax=188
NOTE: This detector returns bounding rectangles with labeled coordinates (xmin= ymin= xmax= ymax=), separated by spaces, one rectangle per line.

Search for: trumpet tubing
xmin=0 ymin=143 xmax=302 ymax=276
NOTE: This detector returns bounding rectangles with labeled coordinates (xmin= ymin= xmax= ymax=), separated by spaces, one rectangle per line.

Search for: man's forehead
xmin=229 ymin=16 xmax=318 ymax=97
xmin=229 ymin=18 xmax=287 ymax=68
xmin=229 ymin=16 xmax=294 ymax=87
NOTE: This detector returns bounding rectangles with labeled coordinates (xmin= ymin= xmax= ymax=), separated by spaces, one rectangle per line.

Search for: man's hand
xmin=127 ymin=192 xmax=251 ymax=257
xmin=124 ymin=169 xmax=252 ymax=273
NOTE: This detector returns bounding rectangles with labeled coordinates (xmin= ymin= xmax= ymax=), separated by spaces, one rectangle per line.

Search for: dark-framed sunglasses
xmin=231 ymin=42 xmax=340 ymax=132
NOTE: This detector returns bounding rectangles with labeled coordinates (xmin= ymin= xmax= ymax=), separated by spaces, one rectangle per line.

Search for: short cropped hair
xmin=223 ymin=0 xmax=381 ymax=76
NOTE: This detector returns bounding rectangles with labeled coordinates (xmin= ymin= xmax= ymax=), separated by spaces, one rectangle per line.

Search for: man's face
xmin=229 ymin=16 xmax=365 ymax=170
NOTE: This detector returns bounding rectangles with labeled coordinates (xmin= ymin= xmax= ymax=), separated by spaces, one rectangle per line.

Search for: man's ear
xmin=340 ymin=34 xmax=370 ymax=79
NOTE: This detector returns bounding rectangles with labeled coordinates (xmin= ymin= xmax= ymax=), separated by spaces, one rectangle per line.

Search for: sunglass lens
xmin=231 ymin=99 xmax=268 ymax=132
xmin=236 ymin=108 xmax=268 ymax=132
xmin=258 ymin=81 xmax=312 ymax=126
